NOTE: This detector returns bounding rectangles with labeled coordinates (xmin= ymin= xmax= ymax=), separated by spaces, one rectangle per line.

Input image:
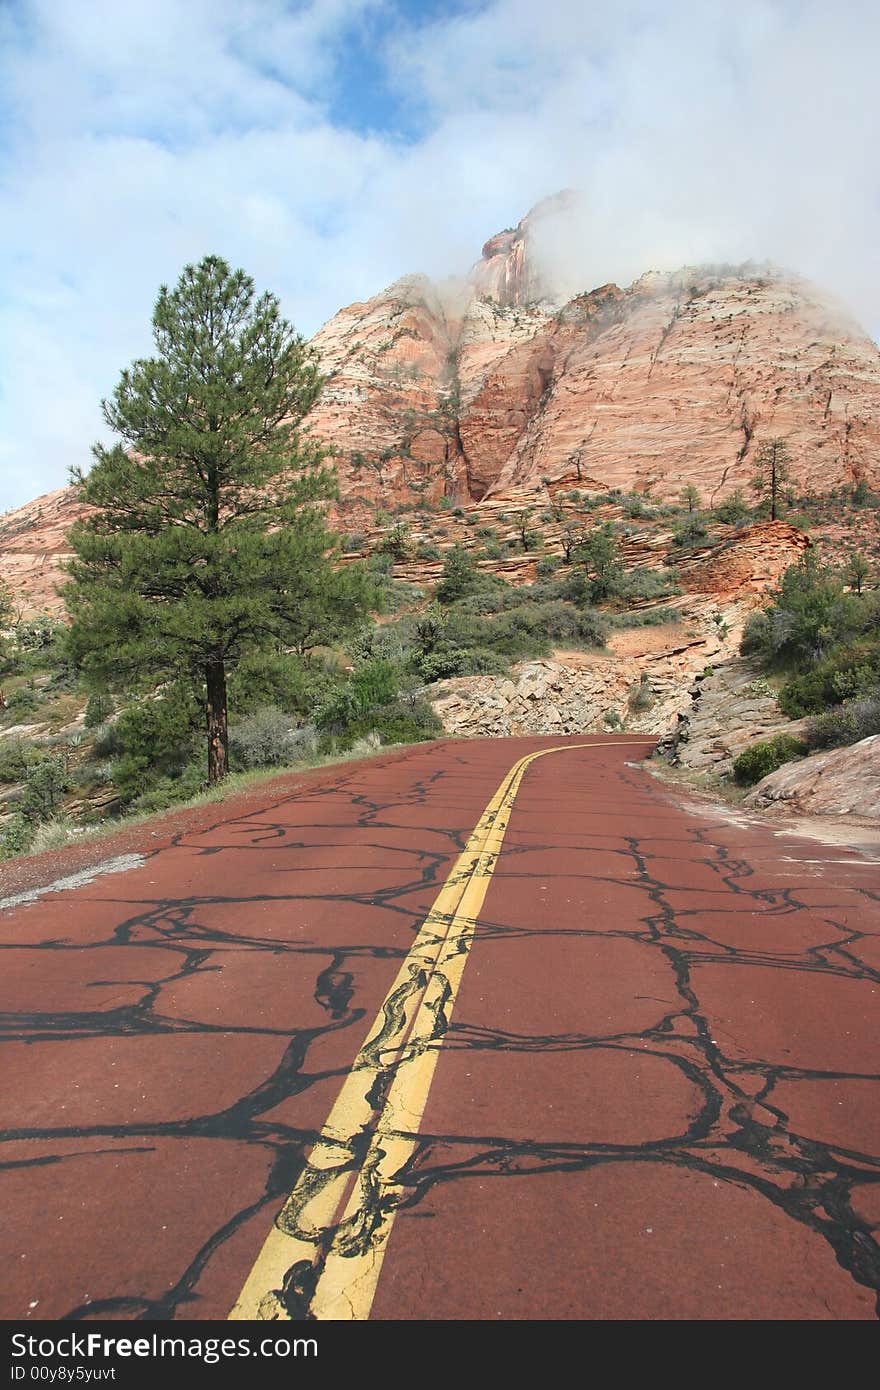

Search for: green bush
xmin=0 ymin=813 xmax=34 ymax=859
xmin=110 ymin=693 xmax=201 ymax=807
xmin=806 ymin=693 xmax=880 ymax=750
xmin=0 ymin=738 xmax=43 ymax=784
xmin=128 ymin=763 xmax=205 ymax=815
xmin=535 ymin=556 xmax=560 ymax=578
xmin=5 ymin=686 xmax=40 ymax=715
xmin=20 ymin=755 xmax=70 ymax=822
xmin=14 ymin=616 xmax=64 ymax=653
xmin=742 ymin=556 xmax=867 ymax=669
xmin=436 ymin=546 xmax=481 ymax=603
xmin=713 ymin=490 xmax=751 ymax=526
xmin=612 ymin=567 xmax=681 ymax=603
xmin=614 ymin=606 xmax=680 ymax=629
xmin=229 ymin=707 xmax=319 ymax=769
xmin=777 ymin=641 xmax=880 ymax=716
xmin=316 ymin=659 xmax=401 ymax=735
xmin=418 ymin=646 xmax=510 ymax=682
xmin=572 ymin=525 xmax=621 ymax=600
xmin=670 ymin=514 xmax=709 ymax=549
xmin=228 ymin=651 xmax=343 ymax=719
xmin=319 ymin=690 xmax=440 ymax=749
xmin=732 ymin=733 xmax=807 ymax=785
xmin=84 ymin=692 xmax=115 ymax=728
xmin=91 ymin=722 xmax=123 ymax=758
xmin=621 ymin=494 xmax=648 ymax=518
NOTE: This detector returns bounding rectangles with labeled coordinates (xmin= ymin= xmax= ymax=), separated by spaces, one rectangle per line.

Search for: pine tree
xmin=66 ymin=255 xmax=370 ymax=784
xmin=844 ymin=550 xmax=870 ymax=596
xmin=573 ymin=523 xmax=622 ymax=600
xmin=751 ymin=438 xmax=793 ymax=522
xmin=679 ymin=483 xmax=702 ymax=514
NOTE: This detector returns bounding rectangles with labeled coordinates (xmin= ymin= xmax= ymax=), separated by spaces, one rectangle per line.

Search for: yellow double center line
xmin=229 ymin=738 xmax=652 ymax=1321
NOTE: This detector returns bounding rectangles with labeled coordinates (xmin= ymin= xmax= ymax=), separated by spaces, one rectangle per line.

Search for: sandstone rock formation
xmin=745 ymin=735 xmax=880 ymax=820
xmin=658 ymin=659 xmax=809 ymax=779
xmin=429 ymin=610 xmax=741 ymax=740
xmin=305 ymin=198 xmax=880 ymax=516
xmin=0 ymin=488 xmax=88 ymax=618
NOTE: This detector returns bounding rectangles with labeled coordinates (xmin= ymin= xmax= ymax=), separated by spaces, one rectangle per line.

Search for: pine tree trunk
xmin=206 ymin=655 xmax=229 ymax=784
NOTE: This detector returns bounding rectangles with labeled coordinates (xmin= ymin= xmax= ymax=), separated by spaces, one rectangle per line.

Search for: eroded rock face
xmin=0 ymin=488 xmax=89 ymax=617
xmin=304 ymin=232 xmax=880 ymax=516
xmin=745 ymin=735 xmax=880 ymax=819
xmin=658 ymin=659 xmax=809 ymax=779
xmin=429 ymin=610 xmax=742 ymax=740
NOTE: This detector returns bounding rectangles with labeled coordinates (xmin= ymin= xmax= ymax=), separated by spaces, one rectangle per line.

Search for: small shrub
xmin=778 ymin=642 xmax=880 ymax=716
xmin=129 ymin=762 xmax=205 ymax=814
xmin=20 ymin=755 xmax=70 ymax=823
xmin=0 ymin=813 xmax=34 ymax=859
xmin=628 ymin=675 xmax=654 ymax=712
xmin=0 ymin=738 xmax=42 ymax=784
xmin=621 ymin=495 xmax=647 ymax=518
xmin=91 ymin=722 xmax=123 ymax=758
xmin=110 ymin=694 xmax=201 ymax=806
xmin=670 ymin=515 xmax=709 ymax=549
xmin=733 ymin=733 xmax=807 ymax=785
xmin=741 ymin=677 xmax=775 ymax=700
xmin=535 ymin=556 xmax=560 ymax=579
xmin=806 ymin=693 xmax=880 ymax=750
xmin=5 ymin=686 xmax=40 ymax=715
xmin=84 ymin=692 xmax=115 ymax=729
xmin=713 ymin=489 xmax=751 ymax=526
xmin=229 ymin=707 xmax=319 ymax=770
xmin=14 ymin=616 xmax=63 ymax=652
xmin=350 ymin=731 xmax=382 ymax=757
xmin=436 ymin=546 xmax=480 ymax=603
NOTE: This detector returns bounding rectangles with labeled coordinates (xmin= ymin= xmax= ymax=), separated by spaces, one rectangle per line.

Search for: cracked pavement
xmin=0 ymin=737 xmax=877 ymax=1320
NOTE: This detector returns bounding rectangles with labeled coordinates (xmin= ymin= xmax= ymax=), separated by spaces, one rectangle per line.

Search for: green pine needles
xmin=65 ymin=255 xmax=370 ymax=783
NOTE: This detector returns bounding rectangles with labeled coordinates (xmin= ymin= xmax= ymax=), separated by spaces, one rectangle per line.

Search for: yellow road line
xmin=229 ymin=738 xmax=653 ymax=1321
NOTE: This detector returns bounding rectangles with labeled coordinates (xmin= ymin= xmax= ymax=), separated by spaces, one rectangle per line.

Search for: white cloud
xmin=1 ymin=0 xmax=878 ymax=512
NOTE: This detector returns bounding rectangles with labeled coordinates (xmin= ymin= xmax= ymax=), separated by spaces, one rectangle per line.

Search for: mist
xmin=1 ymin=0 xmax=878 ymax=510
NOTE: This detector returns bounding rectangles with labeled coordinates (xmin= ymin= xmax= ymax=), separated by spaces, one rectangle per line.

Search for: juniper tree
xmin=66 ymin=255 xmax=370 ymax=784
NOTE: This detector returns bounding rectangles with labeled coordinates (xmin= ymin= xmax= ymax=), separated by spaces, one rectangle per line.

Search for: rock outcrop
xmin=429 ymin=612 xmax=741 ymax=740
xmin=303 ymin=201 xmax=880 ymax=516
xmin=745 ymin=735 xmax=880 ymax=819
xmin=0 ymin=488 xmax=89 ymax=617
xmin=658 ymin=659 xmax=808 ymax=779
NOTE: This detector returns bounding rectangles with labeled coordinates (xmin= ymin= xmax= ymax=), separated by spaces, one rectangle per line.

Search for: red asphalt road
xmin=0 ymin=736 xmax=878 ymax=1321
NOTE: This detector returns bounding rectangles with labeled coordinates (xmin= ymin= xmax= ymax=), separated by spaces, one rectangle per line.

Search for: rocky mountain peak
xmin=469 ymin=190 xmax=579 ymax=308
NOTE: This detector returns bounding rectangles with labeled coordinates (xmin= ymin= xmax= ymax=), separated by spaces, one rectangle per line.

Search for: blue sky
xmin=1 ymin=0 xmax=878 ymax=512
